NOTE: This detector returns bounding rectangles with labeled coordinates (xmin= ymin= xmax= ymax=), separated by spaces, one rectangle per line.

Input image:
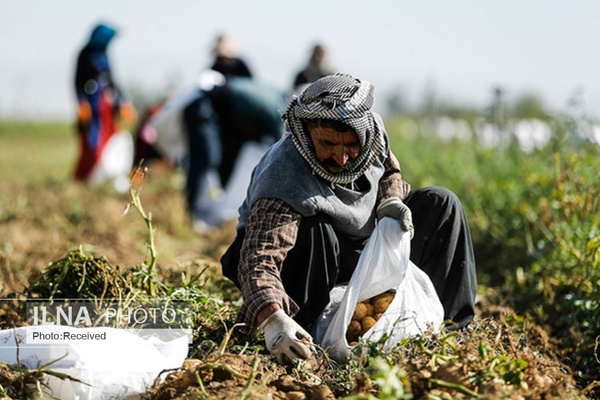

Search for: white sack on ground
xmin=0 ymin=325 xmax=188 ymax=400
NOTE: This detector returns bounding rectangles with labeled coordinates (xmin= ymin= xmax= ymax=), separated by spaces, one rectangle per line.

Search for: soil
xmin=0 ymin=173 xmax=592 ymax=399
xmin=140 ymin=310 xmax=580 ymax=400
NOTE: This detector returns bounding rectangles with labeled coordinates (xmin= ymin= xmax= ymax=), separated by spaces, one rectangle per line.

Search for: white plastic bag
xmin=150 ymin=71 xmax=225 ymax=167
xmin=88 ymin=130 xmax=134 ymax=193
xmin=203 ymin=141 xmax=269 ymax=224
xmin=150 ymin=88 xmax=202 ymax=166
xmin=315 ymin=218 xmax=444 ymax=363
xmin=0 ymin=325 xmax=188 ymax=400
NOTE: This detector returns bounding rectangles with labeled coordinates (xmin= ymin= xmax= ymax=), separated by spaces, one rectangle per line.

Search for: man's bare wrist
xmin=257 ymin=303 xmax=282 ymax=326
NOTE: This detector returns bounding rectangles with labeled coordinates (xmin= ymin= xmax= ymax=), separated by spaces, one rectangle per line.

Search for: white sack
xmin=149 ymin=89 xmax=201 ymax=166
xmin=88 ymin=130 xmax=134 ymax=193
xmin=0 ymin=325 xmax=188 ymax=400
xmin=203 ymin=141 xmax=268 ymax=224
xmin=315 ymin=218 xmax=444 ymax=363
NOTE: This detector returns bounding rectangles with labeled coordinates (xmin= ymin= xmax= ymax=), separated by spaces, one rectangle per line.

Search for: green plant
xmin=510 ymin=151 xmax=600 ymax=382
xmin=368 ymin=357 xmax=413 ymax=400
xmin=475 ymin=343 xmax=528 ymax=386
xmin=344 ymin=357 xmax=412 ymax=400
xmin=386 ymin=113 xmax=600 ymax=393
xmin=25 ymin=246 xmax=128 ymax=301
xmin=125 ymin=164 xmax=159 ymax=296
xmin=0 ymin=356 xmax=89 ymax=400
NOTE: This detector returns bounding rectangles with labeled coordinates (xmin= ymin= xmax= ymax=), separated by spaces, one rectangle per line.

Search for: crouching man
xmin=221 ymin=73 xmax=477 ymax=363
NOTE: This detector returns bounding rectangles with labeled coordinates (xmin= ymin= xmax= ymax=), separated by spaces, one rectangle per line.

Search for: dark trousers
xmin=183 ymin=93 xmax=260 ymax=222
xmin=221 ymin=186 xmax=477 ymax=331
xmin=183 ymin=94 xmax=222 ymax=221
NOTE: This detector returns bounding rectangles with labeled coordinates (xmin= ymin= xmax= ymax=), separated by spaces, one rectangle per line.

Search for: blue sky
xmin=1 ymin=0 xmax=599 ymax=119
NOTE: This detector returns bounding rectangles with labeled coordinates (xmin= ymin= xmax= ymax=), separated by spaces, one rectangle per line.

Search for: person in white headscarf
xmin=221 ymin=73 xmax=477 ymax=363
xmin=210 ymin=32 xmax=253 ymax=79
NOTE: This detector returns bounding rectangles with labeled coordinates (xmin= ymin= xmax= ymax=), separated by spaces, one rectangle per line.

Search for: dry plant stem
xmin=128 ymin=164 xmax=157 ymax=296
xmin=217 ymin=323 xmax=245 ymax=358
xmin=582 ymin=380 xmax=600 ymax=395
xmin=503 ymin=323 xmax=519 ymax=358
xmin=14 ymin=331 xmax=24 ymax=395
xmin=5 ymin=360 xmax=89 ymax=392
xmin=238 ymin=355 xmax=260 ymax=400
xmin=237 ymin=342 xmax=249 ymax=355
xmin=239 ymin=357 xmax=275 ymax=400
xmin=196 ymin=375 xmax=212 ymax=399
xmin=429 ymin=378 xmax=482 ymax=398
xmin=35 ymin=380 xmax=43 ymax=396
xmin=595 ymin=335 xmax=600 ymax=365
xmin=200 ymin=325 xmax=250 ymax=380
xmin=196 ymin=374 xmax=215 ymax=399
xmin=202 ymin=363 xmax=248 ymax=380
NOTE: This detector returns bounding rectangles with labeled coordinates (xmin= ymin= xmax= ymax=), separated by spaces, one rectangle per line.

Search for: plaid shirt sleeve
xmin=236 ymin=197 xmax=302 ymax=333
xmin=377 ymin=149 xmax=411 ymax=201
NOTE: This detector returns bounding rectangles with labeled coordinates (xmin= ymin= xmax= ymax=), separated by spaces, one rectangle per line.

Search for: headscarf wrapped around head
xmin=283 ymin=73 xmax=384 ymax=184
xmin=88 ymin=23 xmax=117 ymax=50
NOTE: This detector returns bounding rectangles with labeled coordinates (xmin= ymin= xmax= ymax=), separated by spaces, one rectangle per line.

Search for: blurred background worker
xmin=133 ymin=98 xmax=169 ymax=169
xmin=133 ymin=31 xmax=253 ymax=174
xmin=184 ymin=73 xmax=288 ymax=231
xmin=74 ymin=23 xmax=136 ymax=188
xmin=210 ymin=32 xmax=253 ymax=79
xmin=149 ymin=71 xmax=288 ymax=232
xmin=292 ymin=43 xmax=335 ymax=95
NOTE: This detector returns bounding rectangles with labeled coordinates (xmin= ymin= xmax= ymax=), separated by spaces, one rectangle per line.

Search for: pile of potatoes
xmin=346 ymin=290 xmax=395 ymax=345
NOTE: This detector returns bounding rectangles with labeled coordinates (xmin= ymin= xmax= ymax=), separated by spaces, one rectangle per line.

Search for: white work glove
xmin=260 ymin=310 xmax=313 ymax=363
xmin=376 ymin=197 xmax=414 ymax=239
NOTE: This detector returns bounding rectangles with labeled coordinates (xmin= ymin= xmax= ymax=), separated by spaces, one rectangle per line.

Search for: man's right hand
xmin=260 ymin=310 xmax=313 ymax=364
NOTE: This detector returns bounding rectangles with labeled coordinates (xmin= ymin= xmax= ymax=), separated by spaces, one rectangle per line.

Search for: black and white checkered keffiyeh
xmin=283 ymin=73 xmax=385 ymax=185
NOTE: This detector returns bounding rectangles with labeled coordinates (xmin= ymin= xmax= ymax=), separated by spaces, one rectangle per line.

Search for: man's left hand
xmin=376 ymin=197 xmax=414 ymax=239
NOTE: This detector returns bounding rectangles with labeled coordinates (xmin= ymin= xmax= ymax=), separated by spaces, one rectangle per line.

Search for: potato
xmin=364 ymin=303 xmax=374 ymax=317
xmin=346 ymin=320 xmax=361 ymax=342
xmin=373 ymin=292 xmax=395 ymax=314
xmin=374 ymin=298 xmax=392 ymax=313
xmin=374 ymin=313 xmax=383 ymax=321
xmin=352 ymin=302 xmax=368 ymax=320
xmin=372 ymin=291 xmax=395 ymax=302
xmin=361 ymin=316 xmax=377 ymax=334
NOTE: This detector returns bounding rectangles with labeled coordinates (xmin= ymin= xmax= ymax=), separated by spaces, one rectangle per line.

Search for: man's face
xmin=308 ymin=123 xmax=361 ymax=173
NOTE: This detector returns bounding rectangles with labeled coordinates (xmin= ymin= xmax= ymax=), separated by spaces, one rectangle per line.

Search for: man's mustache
xmin=321 ymin=158 xmax=351 ymax=171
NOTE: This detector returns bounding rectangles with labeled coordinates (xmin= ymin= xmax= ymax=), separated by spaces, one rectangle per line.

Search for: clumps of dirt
xmin=143 ymin=308 xmax=587 ymax=400
xmin=393 ymin=315 xmax=580 ymax=400
xmin=143 ymin=355 xmax=278 ymax=400
xmin=0 ymin=362 xmax=21 ymax=398
xmin=143 ymin=345 xmax=347 ymax=400
xmin=24 ymin=247 xmax=129 ymax=300
xmin=0 ymin=361 xmax=61 ymax=399
xmin=0 ymin=362 xmax=20 ymax=383
xmin=0 ymin=301 xmax=26 ymax=329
